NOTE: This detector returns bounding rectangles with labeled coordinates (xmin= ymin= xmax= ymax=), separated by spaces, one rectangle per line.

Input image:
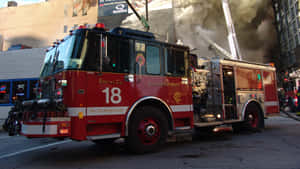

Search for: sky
xmin=0 ymin=0 xmax=45 ymax=8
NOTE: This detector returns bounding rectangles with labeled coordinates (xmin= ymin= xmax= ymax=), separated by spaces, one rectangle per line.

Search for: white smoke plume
xmin=122 ymin=0 xmax=277 ymax=63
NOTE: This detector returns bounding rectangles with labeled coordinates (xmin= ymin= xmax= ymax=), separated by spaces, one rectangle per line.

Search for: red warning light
xmin=78 ymin=25 xmax=86 ymax=29
xmin=95 ymin=23 xmax=105 ymax=29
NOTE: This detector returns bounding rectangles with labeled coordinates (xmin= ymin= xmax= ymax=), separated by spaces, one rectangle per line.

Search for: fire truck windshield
xmin=40 ymin=33 xmax=83 ymax=77
xmin=40 ymin=29 xmax=131 ymax=78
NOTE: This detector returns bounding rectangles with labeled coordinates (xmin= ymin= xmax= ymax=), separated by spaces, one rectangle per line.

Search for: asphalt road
xmin=0 ymin=115 xmax=299 ymax=169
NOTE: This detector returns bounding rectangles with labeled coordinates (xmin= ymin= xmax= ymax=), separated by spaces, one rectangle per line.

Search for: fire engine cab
xmin=20 ymin=24 xmax=279 ymax=153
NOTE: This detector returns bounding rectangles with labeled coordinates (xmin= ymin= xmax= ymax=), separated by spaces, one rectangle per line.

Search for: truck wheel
xmin=233 ymin=103 xmax=264 ymax=132
xmin=127 ymin=106 xmax=168 ymax=154
xmin=8 ymin=122 xmax=16 ymax=136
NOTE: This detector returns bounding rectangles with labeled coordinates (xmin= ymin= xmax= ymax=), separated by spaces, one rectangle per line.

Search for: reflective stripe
xmin=47 ymin=117 xmax=70 ymax=122
xmin=170 ymin=105 xmax=193 ymax=112
xmin=264 ymin=101 xmax=279 ymax=106
xmin=68 ymin=107 xmax=86 ymax=117
xmin=87 ymin=106 xmax=128 ymax=116
xmin=175 ymin=126 xmax=191 ymax=130
xmin=86 ymin=133 xmax=120 ymax=140
xmin=22 ymin=124 xmax=57 ymax=135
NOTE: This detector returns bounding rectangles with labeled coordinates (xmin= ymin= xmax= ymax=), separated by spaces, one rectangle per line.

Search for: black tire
xmin=8 ymin=121 xmax=16 ymax=136
xmin=233 ymin=103 xmax=264 ymax=132
xmin=127 ymin=106 xmax=168 ymax=154
xmin=2 ymin=118 xmax=9 ymax=132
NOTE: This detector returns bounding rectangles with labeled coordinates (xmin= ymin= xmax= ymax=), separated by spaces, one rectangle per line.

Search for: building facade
xmin=0 ymin=0 xmax=99 ymax=51
xmin=273 ymin=0 xmax=300 ymax=69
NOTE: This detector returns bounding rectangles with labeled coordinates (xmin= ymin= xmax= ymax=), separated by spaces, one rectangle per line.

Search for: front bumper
xmin=21 ymin=117 xmax=71 ymax=138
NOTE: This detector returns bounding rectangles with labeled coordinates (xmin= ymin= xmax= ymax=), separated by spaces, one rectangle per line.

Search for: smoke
xmin=122 ymin=0 xmax=278 ymax=63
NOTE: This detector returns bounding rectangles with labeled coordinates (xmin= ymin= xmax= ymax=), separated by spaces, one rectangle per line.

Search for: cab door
xmin=84 ymin=33 xmax=132 ymax=136
xmin=222 ymin=66 xmax=238 ymax=120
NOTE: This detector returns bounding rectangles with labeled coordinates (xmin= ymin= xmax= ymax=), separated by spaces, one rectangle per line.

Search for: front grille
xmin=23 ymin=111 xmax=68 ymax=121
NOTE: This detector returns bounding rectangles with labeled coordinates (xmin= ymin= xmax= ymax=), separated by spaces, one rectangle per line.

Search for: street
xmin=0 ymin=115 xmax=299 ymax=169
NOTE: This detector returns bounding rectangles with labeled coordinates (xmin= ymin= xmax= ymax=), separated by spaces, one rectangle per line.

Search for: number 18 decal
xmin=102 ymin=87 xmax=122 ymax=104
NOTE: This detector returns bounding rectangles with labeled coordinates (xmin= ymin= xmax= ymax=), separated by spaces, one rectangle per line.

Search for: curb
xmin=0 ymin=119 xmax=4 ymax=132
xmin=281 ymin=111 xmax=300 ymax=121
xmin=0 ymin=126 xmax=4 ymax=133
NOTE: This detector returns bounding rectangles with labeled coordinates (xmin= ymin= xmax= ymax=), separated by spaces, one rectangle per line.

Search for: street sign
xmin=98 ymin=0 xmax=128 ymax=16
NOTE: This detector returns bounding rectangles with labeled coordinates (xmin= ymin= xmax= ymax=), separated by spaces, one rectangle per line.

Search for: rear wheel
xmin=127 ymin=106 xmax=168 ymax=154
xmin=8 ymin=120 xmax=17 ymax=136
xmin=233 ymin=103 xmax=264 ymax=132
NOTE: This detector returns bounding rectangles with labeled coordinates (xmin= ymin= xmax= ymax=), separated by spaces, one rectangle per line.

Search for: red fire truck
xmin=21 ymin=24 xmax=279 ymax=153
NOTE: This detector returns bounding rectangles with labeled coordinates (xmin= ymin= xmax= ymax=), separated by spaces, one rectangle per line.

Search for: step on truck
xmin=21 ymin=24 xmax=279 ymax=153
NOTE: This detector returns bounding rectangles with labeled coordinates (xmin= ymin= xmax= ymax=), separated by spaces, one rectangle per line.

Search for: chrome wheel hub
xmin=145 ymin=125 xmax=156 ymax=136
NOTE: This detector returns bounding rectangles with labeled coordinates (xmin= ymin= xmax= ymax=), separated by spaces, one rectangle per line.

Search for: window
xmin=165 ymin=48 xmax=186 ymax=76
xmin=118 ymin=38 xmax=130 ymax=73
xmin=8 ymin=44 xmax=31 ymax=51
xmin=74 ymin=24 xmax=78 ymax=29
xmin=52 ymin=35 xmax=76 ymax=73
xmin=135 ymin=41 xmax=146 ymax=74
xmin=64 ymin=5 xmax=68 ymax=17
xmin=236 ymin=68 xmax=262 ymax=90
xmin=174 ymin=50 xmax=185 ymax=75
xmin=82 ymin=8 xmax=87 ymax=16
xmin=72 ymin=7 xmax=78 ymax=17
xmin=0 ymin=82 xmax=10 ymax=104
xmin=12 ymin=81 xmax=27 ymax=100
xmin=106 ymin=36 xmax=130 ymax=73
xmin=81 ymin=32 xmax=100 ymax=71
xmin=165 ymin=48 xmax=174 ymax=75
xmin=146 ymin=45 xmax=160 ymax=75
xmin=0 ymin=78 xmax=39 ymax=105
xmin=81 ymin=33 xmax=131 ymax=73
xmin=64 ymin=25 xmax=68 ymax=33
xmin=29 ymin=80 xmax=38 ymax=100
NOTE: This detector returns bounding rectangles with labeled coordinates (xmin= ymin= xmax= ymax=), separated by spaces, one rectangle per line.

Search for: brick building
xmin=0 ymin=0 xmax=99 ymax=51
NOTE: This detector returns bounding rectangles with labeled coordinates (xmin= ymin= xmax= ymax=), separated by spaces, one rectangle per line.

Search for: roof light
xmin=78 ymin=25 xmax=86 ymax=29
xmin=269 ymin=62 xmax=275 ymax=67
xmin=95 ymin=23 xmax=105 ymax=29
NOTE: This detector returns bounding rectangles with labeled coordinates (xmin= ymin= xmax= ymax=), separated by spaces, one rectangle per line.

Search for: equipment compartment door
xmin=263 ymin=71 xmax=279 ymax=115
xmin=222 ymin=66 xmax=238 ymax=120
